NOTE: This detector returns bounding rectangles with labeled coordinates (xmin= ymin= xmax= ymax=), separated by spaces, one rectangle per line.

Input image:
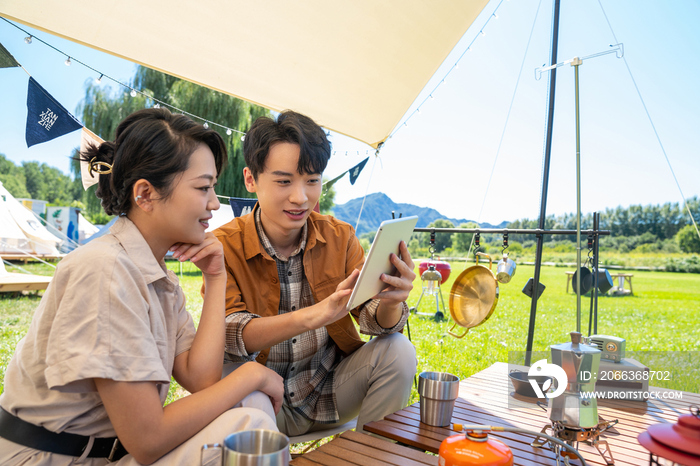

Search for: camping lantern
xmin=422 ymin=264 xmax=442 ymax=296
xmin=410 ymin=231 xmax=450 ymax=321
xmin=638 ymin=405 xmax=700 ymax=465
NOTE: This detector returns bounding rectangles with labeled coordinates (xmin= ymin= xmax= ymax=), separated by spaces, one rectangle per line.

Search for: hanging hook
xmin=502 ymin=232 xmax=509 ymax=255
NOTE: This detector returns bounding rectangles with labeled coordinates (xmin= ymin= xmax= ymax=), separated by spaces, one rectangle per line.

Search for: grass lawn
xmin=1 ymin=259 xmax=698 ymax=403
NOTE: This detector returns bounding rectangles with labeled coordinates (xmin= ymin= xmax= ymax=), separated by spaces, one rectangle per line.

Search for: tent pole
xmin=524 ymin=0 xmax=561 ymax=367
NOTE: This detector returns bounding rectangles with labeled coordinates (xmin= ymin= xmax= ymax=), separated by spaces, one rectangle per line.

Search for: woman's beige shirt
xmin=0 ymin=216 xmax=196 ymax=437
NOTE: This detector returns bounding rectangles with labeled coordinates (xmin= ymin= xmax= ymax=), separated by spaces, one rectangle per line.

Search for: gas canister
xmin=438 ymin=426 xmax=513 ymax=466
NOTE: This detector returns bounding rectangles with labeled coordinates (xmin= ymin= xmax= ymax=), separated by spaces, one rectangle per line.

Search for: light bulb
xmin=130 ymin=89 xmax=137 ymax=97
xmin=480 ymin=30 xmax=486 ymax=36
xmin=154 ymin=103 xmax=160 ymax=108
xmin=493 ymin=13 xmax=499 ymax=19
xmin=24 ymin=36 xmax=32 ymax=44
xmin=226 ymin=128 xmax=232 ymax=136
xmin=241 ymin=135 xmax=245 ymax=142
xmin=203 ymin=122 xmax=209 ymax=129
xmin=95 ymin=74 xmax=103 ymax=84
xmin=64 ymin=57 xmax=71 ymax=66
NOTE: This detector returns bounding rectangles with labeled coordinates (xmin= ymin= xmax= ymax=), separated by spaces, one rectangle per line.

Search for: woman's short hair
xmin=80 ymin=107 xmax=227 ymax=216
xmin=243 ymin=110 xmax=331 ymax=179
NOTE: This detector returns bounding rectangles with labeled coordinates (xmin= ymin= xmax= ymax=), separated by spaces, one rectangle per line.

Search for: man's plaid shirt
xmin=224 ymin=208 xmax=408 ymax=423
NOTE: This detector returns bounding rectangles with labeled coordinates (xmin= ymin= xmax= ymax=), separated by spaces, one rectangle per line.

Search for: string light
xmin=226 ymin=128 xmax=232 ymax=135
xmin=95 ymin=74 xmax=103 ymax=84
xmin=154 ymin=103 xmax=160 ymax=108
xmin=64 ymin=57 xmax=71 ymax=66
xmin=130 ymin=89 xmax=137 ymax=97
xmin=24 ymin=35 xmax=32 ymax=44
xmin=203 ymin=122 xmax=209 ymax=129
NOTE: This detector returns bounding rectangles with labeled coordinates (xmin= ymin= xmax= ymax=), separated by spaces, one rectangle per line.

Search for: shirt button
xmin=290 ymin=392 xmax=295 ymax=398
xmin=271 ymin=277 xmax=278 ymax=284
xmin=290 ymin=367 xmax=295 ymax=371
xmin=288 ymin=271 xmax=292 ymax=276
xmin=292 ymin=338 xmax=297 ymax=343
xmin=291 ymin=306 xmax=296 ymax=311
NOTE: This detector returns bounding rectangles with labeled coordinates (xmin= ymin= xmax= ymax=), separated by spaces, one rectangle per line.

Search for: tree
xmin=676 ymin=224 xmax=700 ymax=253
xmin=76 ymin=67 xmax=272 ymax=207
xmin=0 ymin=154 xmax=30 ymax=198
xmin=420 ymin=219 xmax=455 ymax=253
xmin=319 ymin=178 xmax=336 ymax=214
xmin=451 ymin=222 xmax=479 ymax=253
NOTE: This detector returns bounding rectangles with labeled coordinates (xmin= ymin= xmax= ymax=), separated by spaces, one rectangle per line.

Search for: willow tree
xmin=74 ymin=66 xmax=271 ymax=214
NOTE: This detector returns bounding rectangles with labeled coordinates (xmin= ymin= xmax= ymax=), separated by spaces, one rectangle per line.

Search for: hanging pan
xmin=448 ymin=252 xmax=499 ymax=338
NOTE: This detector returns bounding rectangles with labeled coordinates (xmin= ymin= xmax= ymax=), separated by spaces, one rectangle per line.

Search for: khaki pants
xmin=0 ymin=408 xmax=277 ymax=466
xmin=274 ymin=333 xmax=416 ymax=436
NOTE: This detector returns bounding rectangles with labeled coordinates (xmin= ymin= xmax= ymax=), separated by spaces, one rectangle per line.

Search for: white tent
xmin=0 ymin=1 xmax=489 ymax=148
xmin=206 ymin=204 xmax=235 ymax=233
xmin=0 ymin=181 xmax=62 ymax=256
xmin=78 ymin=212 xmax=99 ymax=244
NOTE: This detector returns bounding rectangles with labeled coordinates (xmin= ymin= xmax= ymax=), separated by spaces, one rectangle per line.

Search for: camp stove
xmin=531 ymin=332 xmax=619 ymax=465
xmin=533 ymin=419 xmax=618 ymax=465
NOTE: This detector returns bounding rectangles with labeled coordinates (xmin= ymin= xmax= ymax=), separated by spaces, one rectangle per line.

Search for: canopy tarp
xmin=0 ymin=0 xmax=489 ymax=147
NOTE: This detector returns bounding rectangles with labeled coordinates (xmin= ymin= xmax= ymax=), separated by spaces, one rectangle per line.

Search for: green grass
xmin=2 ymin=259 xmax=698 ymax=402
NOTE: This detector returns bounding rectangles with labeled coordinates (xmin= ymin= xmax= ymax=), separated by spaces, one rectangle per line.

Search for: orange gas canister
xmin=438 ymin=429 xmax=513 ymax=466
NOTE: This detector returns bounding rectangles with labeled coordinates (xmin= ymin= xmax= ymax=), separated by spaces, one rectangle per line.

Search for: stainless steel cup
xmin=496 ymin=253 xmax=517 ymax=284
xmin=201 ymin=429 xmax=290 ymax=466
xmin=418 ymin=372 xmax=460 ymax=427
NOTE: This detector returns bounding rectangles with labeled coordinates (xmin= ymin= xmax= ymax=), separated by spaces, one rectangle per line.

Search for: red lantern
xmin=638 ymin=405 xmax=700 ymax=465
xmin=419 ymin=260 xmax=451 ymax=284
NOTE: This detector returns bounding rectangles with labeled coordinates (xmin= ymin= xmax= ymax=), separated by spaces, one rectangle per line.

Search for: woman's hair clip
xmin=89 ymin=157 xmax=113 ymax=176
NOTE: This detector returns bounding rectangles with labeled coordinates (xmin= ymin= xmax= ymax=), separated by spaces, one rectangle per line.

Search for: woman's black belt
xmin=0 ymin=407 xmax=128 ymax=461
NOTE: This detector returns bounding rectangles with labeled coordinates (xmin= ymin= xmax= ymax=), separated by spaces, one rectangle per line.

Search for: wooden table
xmin=610 ymin=273 xmax=633 ymax=295
xmin=565 ymin=271 xmax=634 ymax=295
xmin=290 ymin=430 xmax=437 ymax=466
xmin=365 ymin=362 xmax=700 ymax=466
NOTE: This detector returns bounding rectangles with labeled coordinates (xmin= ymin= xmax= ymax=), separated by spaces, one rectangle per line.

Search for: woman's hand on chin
xmin=169 ymin=233 xmax=225 ymax=279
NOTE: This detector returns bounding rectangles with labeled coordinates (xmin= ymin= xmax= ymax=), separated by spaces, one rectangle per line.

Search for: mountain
xmin=331 ymin=193 xmax=508 ymax=236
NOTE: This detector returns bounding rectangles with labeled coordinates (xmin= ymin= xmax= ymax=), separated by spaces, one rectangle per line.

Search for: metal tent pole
xmin=574 ymin=56 xmax=583 ymax=333
xmin=525 ymin=0 xmax=561 ymax=367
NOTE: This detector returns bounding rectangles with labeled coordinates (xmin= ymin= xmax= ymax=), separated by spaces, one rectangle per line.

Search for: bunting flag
xmin=79 ymin=127 xmax=105 ymax=190
xmin=0 ymin=42 xmax=20 ymax=68
xmin=25 ymin=77 xmax=83 ymax=148
xmin=229 ymin=197 xmax=258 ymax=218
xmin=348 ymin=157 xmax=369 ymax=185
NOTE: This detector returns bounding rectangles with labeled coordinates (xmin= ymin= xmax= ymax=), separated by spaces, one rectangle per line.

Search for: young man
xmin=213 ymin=110 xmax=417 ymax=436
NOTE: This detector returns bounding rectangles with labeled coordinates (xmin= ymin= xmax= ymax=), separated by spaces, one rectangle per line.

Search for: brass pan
xmin=448 ymin=252 xmax=499 ymax=338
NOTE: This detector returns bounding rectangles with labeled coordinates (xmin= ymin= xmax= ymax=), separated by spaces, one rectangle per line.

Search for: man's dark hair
xmin=243 ymin=110 xmax=331 ymax=179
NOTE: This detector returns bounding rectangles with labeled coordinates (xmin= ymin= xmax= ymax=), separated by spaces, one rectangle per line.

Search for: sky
xmin=1 ymin=0 xmax=699 ymax=226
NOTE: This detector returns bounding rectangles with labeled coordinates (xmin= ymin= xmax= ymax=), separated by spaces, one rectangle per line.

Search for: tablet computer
xmin=346 ymin=215 xmax=418 ymax=310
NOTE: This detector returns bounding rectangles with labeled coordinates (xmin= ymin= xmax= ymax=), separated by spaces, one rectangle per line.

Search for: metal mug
xmin=418 ymin=372 xmax=460 ymax=427
xmin=496 ymin=253 xmax=516 ymax=284
xmin=201 ymin=429 xmax=290 ymax=466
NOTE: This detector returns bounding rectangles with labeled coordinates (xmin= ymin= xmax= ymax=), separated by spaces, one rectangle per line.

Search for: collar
xmin=254 ymin=207 xmax=307 ymax=261
xmin=110 ymin=216 xmax=169 ymax=284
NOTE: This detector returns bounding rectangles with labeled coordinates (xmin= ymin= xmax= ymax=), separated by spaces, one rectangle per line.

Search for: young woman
xmin=0 ymin=108 xmax=283 ymax=465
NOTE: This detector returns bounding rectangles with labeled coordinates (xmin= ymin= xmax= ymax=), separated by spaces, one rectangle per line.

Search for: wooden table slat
xmin=339 ymin=431 xmax=437 ymax=465
xmin=291 ymin=430 xmax=438 ymax=466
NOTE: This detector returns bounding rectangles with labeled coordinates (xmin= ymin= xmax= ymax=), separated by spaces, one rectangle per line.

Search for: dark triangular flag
xmin=0 ymin=42 xmax=20 ymax=68
xmin=348 ymin=157 xmax=369 ymax=185
xmin=229 ymin=197 xmax=258 ymax=217
xmin=26 ymin=77 xmax=83 ymax=148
